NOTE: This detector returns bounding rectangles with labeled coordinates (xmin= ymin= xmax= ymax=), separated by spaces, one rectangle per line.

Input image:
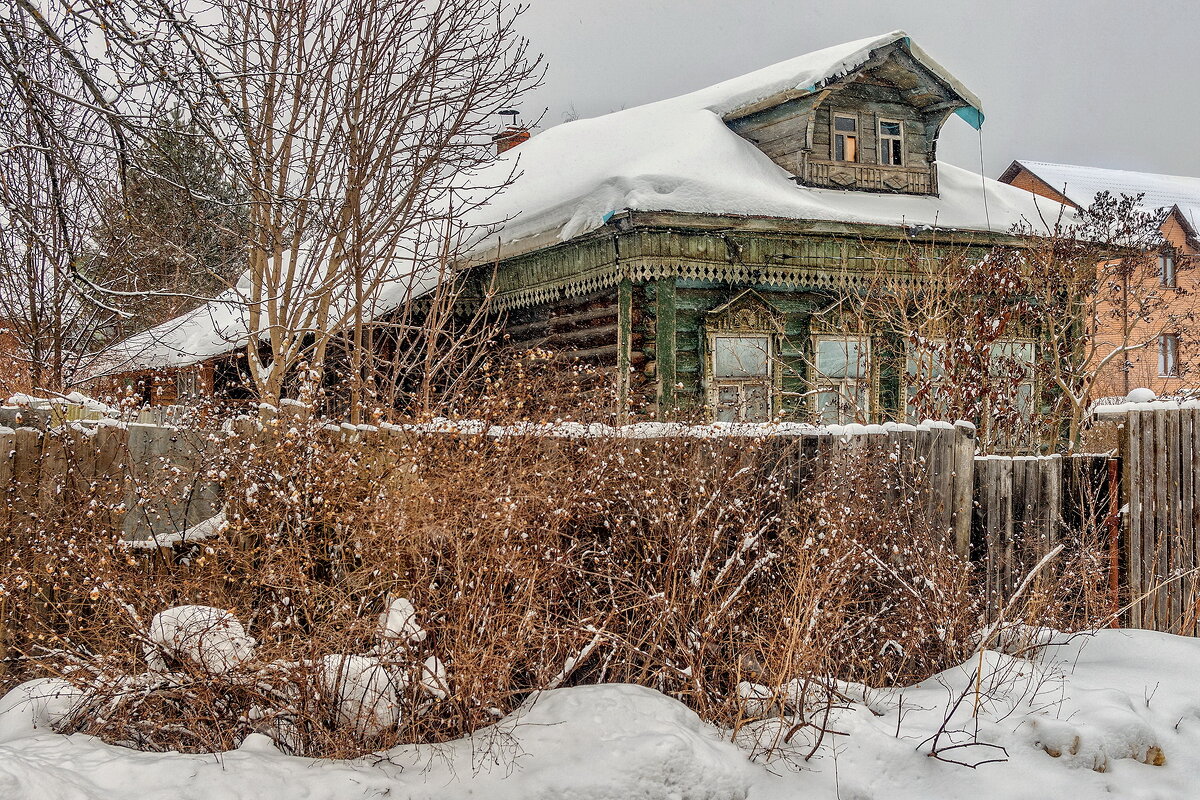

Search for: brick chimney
xmin=492 ymin=126 xmax=530 ymax=155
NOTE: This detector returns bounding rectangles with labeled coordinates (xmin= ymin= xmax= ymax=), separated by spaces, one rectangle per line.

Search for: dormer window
xmin=879 ymin=119 xmax=904 ymax=166
xmin=833 ymin=114 xmax=858 ymax=162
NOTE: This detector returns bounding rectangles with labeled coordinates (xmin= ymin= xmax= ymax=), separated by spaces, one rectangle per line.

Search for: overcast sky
xmin=513 ymin=0 xmax=1200 ymax=180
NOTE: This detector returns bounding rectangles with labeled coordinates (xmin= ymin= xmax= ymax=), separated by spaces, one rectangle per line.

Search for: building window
xmin=1160 ymin=333 xmax=1180 ymax=377
xmin=989 ymin=340 xmax=1037 ymax=420
xmin=712 ymin=334 xmax=772 ymax=422
xmin=833 ymin=114 xmax=858 ymax=162
xmin=879 ymin=119 xmax=903 ymax=166
xmin=1159 ymin=253 xmax=1177 ymax=289
xmin=175 ymin=370 xmax=200 ymax=399
xmin=813 ymin=335 xmax=870 ymax=423
xmin=905 ymin=339 xmax=1035 ymax=421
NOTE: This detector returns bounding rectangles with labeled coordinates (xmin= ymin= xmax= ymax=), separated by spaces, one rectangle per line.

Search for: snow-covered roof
xmin=1008 ymin=160 xmax=1200 ymax=235
xmin=94 ymin=31 xmax=1073 ymax=376
xmin=465 ymin=30 xmax=1070 ymax=258
xmin=91 ymin=260 xmax=437 ymax=375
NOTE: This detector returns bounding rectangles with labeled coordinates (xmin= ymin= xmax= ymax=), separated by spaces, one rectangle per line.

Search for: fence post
xmin=951 ymin=421 xmax=976 ymax=560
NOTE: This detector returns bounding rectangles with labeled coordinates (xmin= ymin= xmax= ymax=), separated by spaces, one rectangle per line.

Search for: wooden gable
xmin=723 ymin=40 xmax=976 ymax=197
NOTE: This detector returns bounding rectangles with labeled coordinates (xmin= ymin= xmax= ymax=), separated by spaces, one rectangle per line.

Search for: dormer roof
xmin=717 ymin=31 xmax=984 ymax=129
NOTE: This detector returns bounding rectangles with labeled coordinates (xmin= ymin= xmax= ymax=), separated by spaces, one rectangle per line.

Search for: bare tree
xmin=1018 ymin=192 xmax=1184 ymax=448
xmin=0 ymin=7 xmax=122 ymax=394
xmin=4 ymin=0 xmax=541 ymax=416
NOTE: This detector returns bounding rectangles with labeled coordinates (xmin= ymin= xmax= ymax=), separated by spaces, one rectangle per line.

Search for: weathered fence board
xmin=1097 ymin=403 xmax=1200 ymax=634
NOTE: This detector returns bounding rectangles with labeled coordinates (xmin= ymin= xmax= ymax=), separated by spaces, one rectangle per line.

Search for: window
xmin=813 ymin=335 xmax=870 ymax=423
xmin=904 ymin=339 xmax=1035 ymax=421
xmin=175 ymin=370 xmax=200 ymax=399
xmin=833 ymin=114 xmax=858 ymax=162
xmin=878 ymin=119 xmax=903 ymax=166
xmin=1160 ymin=333 xmax=1180 ymax=377
xmin=712 ymin=334 xmax=772 ymax=422
xmin=1159 ymin=253 xmax=1177 ymax=289
xmin=989 ymin=340 xmax=1037 ymax=420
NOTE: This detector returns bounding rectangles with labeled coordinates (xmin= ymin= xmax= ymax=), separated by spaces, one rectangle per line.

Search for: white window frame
xmin=833 ymin=113 xmax=859 ymax=163
xmin=1159 ymin=333 xmax=1180 ymax=377
xmin=878 ymin=118 xmax=904 ymax=166
xmin=1159 ymin=253 xmax=1178 ymax=289
xmin=709 ymin=333 xmax=775 ymax=423
xmin=812 ymin=334 xmax=871 ymax=424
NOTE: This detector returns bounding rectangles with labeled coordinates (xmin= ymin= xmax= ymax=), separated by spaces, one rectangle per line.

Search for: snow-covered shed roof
xmin=1002 ymin=160 xmax=1200 ymax=236
xmin=93 ymin=31 xmax=1073 ymax=376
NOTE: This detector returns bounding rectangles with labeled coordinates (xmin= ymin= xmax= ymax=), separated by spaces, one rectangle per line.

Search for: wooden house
xmin=452 ymin=31 xmax=1066 ymax=423
xmin=1000 ymin=160 xmax=1200 ymax=399
xmin=94 ymin=31 xmax=1069 ymax=424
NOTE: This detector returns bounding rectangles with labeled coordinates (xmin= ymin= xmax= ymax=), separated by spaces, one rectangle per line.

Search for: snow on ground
xmin=2 ymin=629 xmax=1200 ymax=799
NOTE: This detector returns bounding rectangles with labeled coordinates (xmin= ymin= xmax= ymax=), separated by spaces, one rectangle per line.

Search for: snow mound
xmin=0 ymin=683 xmax=752 ymax=800
xmin=0 ymin=679 xmax=84 ymax=744
xmin=318 ymin=654 xmax=402 ymax=737
xmin=377 ymin=597 xmax=427 ymax=643
xmin=144 ymin=605 xmax=256 ymax=674
xmin=5 ymin=631 xmax=1200 ymax=799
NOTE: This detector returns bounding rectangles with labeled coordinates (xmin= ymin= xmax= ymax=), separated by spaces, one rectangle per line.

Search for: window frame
xmin=811 ymin=333 xmax=872 ymax=424
xmin=1159 ymin=252 xmax=1178 ymax=289
xmin=878 ymin=118 xmax=904 ymax=167
xmin=1159 ymin=332 xmax=1181 ymax=377
xmin=903 ymin=337 xmax=1037 ymax=423
xmin=709 ymin=332 xmax=775 ymax=423
xmin=832 ymin=112 xmax=859 ymax=163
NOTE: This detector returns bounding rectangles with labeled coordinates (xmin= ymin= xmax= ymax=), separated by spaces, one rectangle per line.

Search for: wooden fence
xmin=970 ymin=453 xmax=1112 ymax=613
xmin=0 ymin=402 xmax=1161 ymax=628
xmin=1109 ymin=404 xmax=1200 ymax=635
xmin=0 ymin=414 xmax=222 ymax=542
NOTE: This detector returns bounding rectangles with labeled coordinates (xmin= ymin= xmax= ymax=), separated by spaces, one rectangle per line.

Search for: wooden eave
xmin=723 ymin=39 xmax=974 ymax=124
xmin=457 ymin=209 xmax=1036 ymax=312
xmin=609 ymin=209 xmax=1032 ymax=247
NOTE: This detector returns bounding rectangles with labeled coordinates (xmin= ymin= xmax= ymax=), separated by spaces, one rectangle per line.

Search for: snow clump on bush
xmin=144 ymin=605 xmax=257 ymax=674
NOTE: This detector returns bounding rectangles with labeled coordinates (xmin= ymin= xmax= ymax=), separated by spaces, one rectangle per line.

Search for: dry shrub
xmin=0 ymin=373 xmax=1111 ymax=758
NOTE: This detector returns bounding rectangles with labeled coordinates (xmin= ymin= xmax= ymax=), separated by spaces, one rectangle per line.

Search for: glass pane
xmin=715 ymin=385 xmax=740 ymax=423
xmin=834 ymin=115 xmax=857 ymax=132
xmin=745 ymin=384 xmax=770 ymax=423
xmin=889 ymin=139 xmax=902 ymax=165
xmin=817 ymin=338 xmax=867 ymax=378
xmin=880 ymin=121 xmax=901 ymax=136
xmin=714 ymin=336 xmax=769 ymax=378
xmin=1015 ymin=383 xmax=1034 ymax=420
xmin=854 ymin=383 xmax=870 ymax=420
xmin=991 ymin=341 xmax=1033 ymax=379
xmin=816 ymin=390 xmax=841 ymax=424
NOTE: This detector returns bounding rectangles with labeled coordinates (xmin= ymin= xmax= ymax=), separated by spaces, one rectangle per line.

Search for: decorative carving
xmin=829 ymin=170 xmax=856 ymax=187
xmin=707 ymin=290 xmax=783 ymax=333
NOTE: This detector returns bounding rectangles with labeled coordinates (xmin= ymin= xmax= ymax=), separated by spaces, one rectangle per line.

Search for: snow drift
xmin=3 ymin=629 xmax=1200 ymax=799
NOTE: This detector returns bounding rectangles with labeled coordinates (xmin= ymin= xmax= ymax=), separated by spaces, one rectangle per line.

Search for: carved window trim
xmin=704 ymin=293 xmax=784 ymax=423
